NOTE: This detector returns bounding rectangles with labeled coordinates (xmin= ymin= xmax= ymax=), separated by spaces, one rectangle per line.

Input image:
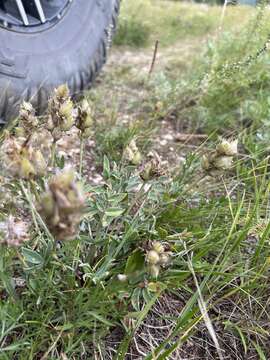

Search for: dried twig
xmin=175 ymin=133 xmax=208 ymax=143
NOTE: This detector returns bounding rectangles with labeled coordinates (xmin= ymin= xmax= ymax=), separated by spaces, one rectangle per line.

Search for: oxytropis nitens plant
xmin=38 ymin=170 xmax=85 ymax=240
xmin=1 ymin=132 xmax=47 ymax=180
xmin=0 ymin=97 xmax=60 ymax=181
xmin=47 ymin=84 xmax=74 ymax=137
xmin=0 ymin=86 xmax=94 ymax=246
xmin=145 ymin=241 xmax=171 ymax=277
xmin=16 ymin=101 xmax=39 ymax=138
xmin=201 ymin=138 xmax=238 ymax=174
xmin=121 ymin=143 xmax=172 ymax=280
xmin=123 ymin=140 xmax=165 ymax=181
xmin=139 ymin=151 xmax=165 ymax=181
xmin=123 ymin=139 xmax=142 ymax=165
xmin=47 ymin=84 xmax=75 ymax=165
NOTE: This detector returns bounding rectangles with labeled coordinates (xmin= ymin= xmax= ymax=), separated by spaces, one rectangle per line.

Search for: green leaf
xmin=88 ymin=311 xmax=115 ymax=326
xmin=142 ymin=288 xmax=153 ymax=303
xmin=234 ymin=325 xmax=247 ymax=354
xmin=0 ymin=272 xmax=16 ymax=298
xmin=55 ymin=323 xmax=74 ymax=331
xmin=1 ymin=342 xmax=30 ymax=352
xmin=21 ymin=248 xmax=44 ymax=266
xmin=103 ymin=155 xmax=110 ymax=179
xmin=108 ymin=193 xmax=127 ymax=204
xmin=125 ymin=250 xmax=145 ymax=275
xmin=252 ymin=341 xmax=267 ymax=360
xmin=56 ymin=155 xmax=65 ymax=169
xmin=101 ymin=215 xmax=112 ymax=228
xmin=105 ymin=207 xmax=125 ymax=218
xmin=131 ymin=287 xmax=142 ymax=311
xmin=126 ymin=176 xmax=142 ymax=192
xmin=157 ymin=227 xmax=168 ymax=239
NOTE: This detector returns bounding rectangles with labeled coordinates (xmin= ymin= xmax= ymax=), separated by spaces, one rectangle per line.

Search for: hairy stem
xmin=50 ymin=139 xmax=57 ymax=168
xmin=20 ymin=180 xmax=54 ymax=242
xmin=79 ymin=133 xmax=85 ymax=177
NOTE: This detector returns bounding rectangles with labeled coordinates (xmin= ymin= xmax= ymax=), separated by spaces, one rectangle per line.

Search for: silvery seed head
xmin=216 ymin=138 xmax=238 ymax=156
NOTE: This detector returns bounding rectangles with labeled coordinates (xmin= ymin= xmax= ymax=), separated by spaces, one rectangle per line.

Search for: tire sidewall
xmin=0 ymin=0 xmax=116 ymax=121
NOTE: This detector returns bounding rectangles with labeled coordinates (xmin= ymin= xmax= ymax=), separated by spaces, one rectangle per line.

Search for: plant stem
xmin=30 ymin=179 xmax=40 ymax=202
xmin=19 ymin=180 xmax=40 ymax=234
xmin=79 ymin=133 xmax=84 ymax=177
xmin=20 ymin=180 xmax=54 ymax=242
xmin=126 ymin=182 xmax=151 ymax=216
xmin=16 ymin=249 xmax=27 ymax=267
xmin=51 ymin=139 xmax=57 ymax=168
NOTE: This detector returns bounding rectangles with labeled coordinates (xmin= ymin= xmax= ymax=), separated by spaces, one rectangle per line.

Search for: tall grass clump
xmin=152 ymin=2 xmax=270 ymax=136
xmin=114 ymin=0 xmax=253 ymax=48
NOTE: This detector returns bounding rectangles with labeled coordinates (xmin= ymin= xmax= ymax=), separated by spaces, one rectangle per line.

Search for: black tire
xmin=0 ymin=0 xmax=120 ymax=123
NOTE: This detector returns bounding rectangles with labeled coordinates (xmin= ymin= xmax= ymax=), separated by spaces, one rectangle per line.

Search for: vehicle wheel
xmin=0 ymin=0 xmax=120 ymax=123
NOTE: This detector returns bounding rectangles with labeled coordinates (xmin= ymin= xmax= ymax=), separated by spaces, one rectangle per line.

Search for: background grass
xmin=114 ymin=0 xmax=254 ymax=47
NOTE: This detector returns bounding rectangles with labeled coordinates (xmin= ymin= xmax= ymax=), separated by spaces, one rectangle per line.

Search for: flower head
xmin=146 ymin=250 xmax=160 ymax=265
xmin=0 ymin=135 xmax=47 ymax=179
xmin=139 ymin=151 xmax=164 ymax=181
xmin=38 ymin=170 xmax=85 ymax=240
xmin=149 ymin=265 xmax=160 ymax=278
xmin=152 ymin=241 xmax=165 ymax=254
xmin=213 ymin=155 xmax=233 ymax=170
xmin=145 ymin=241 xmax=171 ymax=278
xmin=17 ymin=101 xmax=39 ymax=137
xmin=216 ymin=138 xmax=238 ymax=156
xmin=123 ymin=139 xmax=142 ymax=165
xmin=31 ymin=149 xmax=47 ymax=176
xmin=76 ymin=99 xmax=94 ymax=137
xmin=47 ymin=84 xmax=74 ymax=140
xmin=201 ymin=154 xmax=211 ymax=171
xmin=201 ymin=138 xmax=238 ymax=174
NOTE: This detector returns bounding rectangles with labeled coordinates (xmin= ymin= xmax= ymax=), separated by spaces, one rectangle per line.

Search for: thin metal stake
xmin=148 ymin=40 xmax=159 ymax=80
